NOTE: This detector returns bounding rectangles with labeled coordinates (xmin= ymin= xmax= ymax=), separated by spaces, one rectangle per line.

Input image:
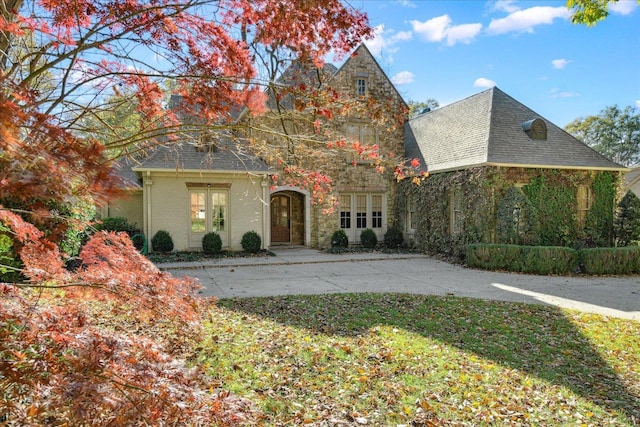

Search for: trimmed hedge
xmin=466 ymin=244 xmax=578 ymax=275
xmin=467 ymin=243 xmax=640 ymax=275
xmin=580 ymin=247 xmax=640 ymax=275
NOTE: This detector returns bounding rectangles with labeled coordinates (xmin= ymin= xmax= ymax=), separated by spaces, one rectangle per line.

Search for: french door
xmin=189 ymin=189 xmax=228 ymax=248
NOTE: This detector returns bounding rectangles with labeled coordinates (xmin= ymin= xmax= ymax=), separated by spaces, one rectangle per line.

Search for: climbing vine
xmin=398 ymin=167 xmax=621 ymax=260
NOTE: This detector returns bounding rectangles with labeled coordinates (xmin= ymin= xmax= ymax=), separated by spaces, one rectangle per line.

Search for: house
xmin=400 ymin=86 xmax=627 ymax=256
xmin=624 ymin=166 xmax=640 ymax=198
xmin=106 ymin=44 xmax=406 ymax=251
xmin=107 ymin=45 xmax=626 ymax=254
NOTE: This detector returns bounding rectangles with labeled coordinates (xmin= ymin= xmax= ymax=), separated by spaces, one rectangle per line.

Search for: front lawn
xmin=202 ymin=293 xmax=640 ymax=426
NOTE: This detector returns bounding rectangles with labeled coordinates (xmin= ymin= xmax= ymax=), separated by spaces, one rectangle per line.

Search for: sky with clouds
xmin=347 ymin=0 xmax=639 ymax=126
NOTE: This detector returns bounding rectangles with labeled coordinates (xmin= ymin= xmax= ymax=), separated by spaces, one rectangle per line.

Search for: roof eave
xmin=486 ymin=162 xmax=629 ymax=172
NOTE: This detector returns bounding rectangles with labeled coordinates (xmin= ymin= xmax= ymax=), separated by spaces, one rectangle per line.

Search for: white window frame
xmin=188 ymin=186 xmax=230 ymax=249
xmin=356 ymin=78 xmax=367 ymax=97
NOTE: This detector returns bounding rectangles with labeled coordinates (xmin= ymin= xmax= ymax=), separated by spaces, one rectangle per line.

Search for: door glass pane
xmin=340 ymin=194 xmax=351 ymax=229
xmin=190 ymin=192 xmax=206 ymax=233
xmin=212 ymin=191 xmax=226 ymax=232
xmin=356 ymin=194 xmax=367 ymax=229
xmin=372 ymin=194 xmax=383 ymax=228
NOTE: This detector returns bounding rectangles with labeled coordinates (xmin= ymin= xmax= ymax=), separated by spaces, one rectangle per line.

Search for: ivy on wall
xmin=398 ymin=167 xmax=620 ymax=259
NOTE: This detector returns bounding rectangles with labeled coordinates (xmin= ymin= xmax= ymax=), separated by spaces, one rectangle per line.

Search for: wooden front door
xmin=271 ymin=194 xmax=291 ymax=243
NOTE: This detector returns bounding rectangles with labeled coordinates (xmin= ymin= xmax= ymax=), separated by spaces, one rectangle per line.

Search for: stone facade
xmin=253 ymin=45 xmax=407 ymax=248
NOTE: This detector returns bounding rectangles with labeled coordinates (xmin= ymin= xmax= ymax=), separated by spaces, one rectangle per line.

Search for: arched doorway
xmin=270 ymin=190 xmax=305 ymax=245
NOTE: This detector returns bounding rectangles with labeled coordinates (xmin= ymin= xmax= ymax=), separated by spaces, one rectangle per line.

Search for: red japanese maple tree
xmin=0 ymin=0 xmax=373 ymax=423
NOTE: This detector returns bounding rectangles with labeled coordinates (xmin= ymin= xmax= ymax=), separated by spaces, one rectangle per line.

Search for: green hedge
xmin=467 ymin=244 xmax=640 ymax=275
xmin=466 ymin=244 xmax=578 ymax=275
xmin=580 ymin=247 xmax=640 ymax=275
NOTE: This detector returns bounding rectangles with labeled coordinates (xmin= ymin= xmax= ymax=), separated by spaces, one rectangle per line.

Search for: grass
xmin=200 ymin=293 xmax=640 ymax=426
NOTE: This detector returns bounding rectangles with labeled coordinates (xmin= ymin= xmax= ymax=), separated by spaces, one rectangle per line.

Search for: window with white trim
xmin=345 ymin=122 xmax=377 ymax=164
xmin=356 ymin=78 xmax=367 ymax=97
xmin=339 ymin=193 xmax=386 ymax=242
xmin=189 ymin=186 xmax=229 ymax=248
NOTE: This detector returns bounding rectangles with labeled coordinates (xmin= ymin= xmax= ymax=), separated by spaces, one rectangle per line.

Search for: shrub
xmin=96 ymin=216 xmax=137 ymax=235
xmin=0 ymin=227 xmax=23 ymax=283
xmin=383 ymin=225 xmax=404 ymax=249
xmin=466 ymin=244 xmax=578 ymax=275
xmin=331 ymin=229 xmax=348 ymax=248
xmin=360 ymin=228 xmax=378 ymax=249
xmin=202 ymin=232 xmax=222 ymax=255
xmin=151 ymin=230 xmax=174 ymax=253
xmin=580 ymin=247 xmax=640 ymax=275
xmin=241 ymin=231 xmax=262 ymax=253
xmin=614 ymin=190 xmax=640 ymax=246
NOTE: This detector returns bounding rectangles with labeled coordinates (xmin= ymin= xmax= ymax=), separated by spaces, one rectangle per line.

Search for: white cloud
xmin=552 ymin=58 xmax=571 ymax=69
xmin=394 ymin=0 xmax=417 ymax=8
xmin=411 ymin=15 xmax=482 ymax=46
xmin=490 ymin=0 xmax=521 ymax=14
xmin=635 ymin=100 xmax=640 ymax=109
xmin=364 ymin=24 xmax=412 ymax=62
xmin=609 ymin=0 xmax=638 ymax=15
xmin=550 ymin=88 xmax=579 ymax=98
xmin=391 ymin=71 xmax=415 ymax=85
xmin=474 ymin=77 xmax=496 ymax=88
xmin=487 ymin=6 xmax=570 ymax=35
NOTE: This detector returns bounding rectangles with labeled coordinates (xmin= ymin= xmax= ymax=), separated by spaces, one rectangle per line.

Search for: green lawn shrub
xmin=96 ymin=216 xmax=137 ymax=235
xmin=202 ymin=232 xmax=222 ymax=255
xmin=360 ymin=228 xmax=378 ymax=249
xmin=383 ymin=225 xmax=404 ymax=249
xmin=151 ymin=230 xmax=174 ymax=253
xmin=331 ymin=229 xmax=348 ymax=248
xmin=241 ymin=231 xmax=262 ymax=253
xmin=580 ymin=247 xmax=640 ymax=275
xmin=466 ymin=244 xmax=578 ymax=275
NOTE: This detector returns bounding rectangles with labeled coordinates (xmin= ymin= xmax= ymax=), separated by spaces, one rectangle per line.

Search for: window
xmin=339 ymin=193 xmax=385 ymax=242
xmin=340 ymin=194 xmax=351 ymax=229
xmin=407 ymin=196 xmax=418 ymax=231
xmin=345 ymin=122 xmax=378 ymax=164
xmin=577 ymin=185 xmax=592 ymax=223
xmin=450 ymin=190 xmax=463 ymax=235
xmin=521 ymin=118 xmax=547 ymax=140
xmin=189 ymin=187 xmax=229 ymax=247
xmin=356 ymin=78 xmax=367 ymax=97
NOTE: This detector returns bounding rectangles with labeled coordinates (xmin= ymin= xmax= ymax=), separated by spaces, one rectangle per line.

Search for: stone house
xmin=400 ymin=87 xmax=627 ymax=256
xmin=107 ymin=46 xmax=626 ymax=253
xmin=107 ymin=44 xmax=407 ymax=251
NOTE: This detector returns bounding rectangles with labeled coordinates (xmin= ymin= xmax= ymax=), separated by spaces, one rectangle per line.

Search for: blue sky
xmin=345 ymin=0 xmax=639 ymax=127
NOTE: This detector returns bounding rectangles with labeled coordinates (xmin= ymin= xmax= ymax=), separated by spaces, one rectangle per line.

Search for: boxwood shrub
xmin=360 ymin=228 xmax=378 ymax=249
xmin=151 ymin=229 xmax=174 ymax=253
xmin=241 ymin=231 xmax=262 ymax=253
xmin=202 ymin=232 xmax=222 ymax=255
xmin=331 ymin=229 xmax=348 ymax=248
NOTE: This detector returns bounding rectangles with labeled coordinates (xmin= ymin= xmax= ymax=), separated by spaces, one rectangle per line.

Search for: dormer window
xmin=522 ymin=118 xmax=547 ymax=140
xmin=356 ymin=78 xmax=367 ymax=97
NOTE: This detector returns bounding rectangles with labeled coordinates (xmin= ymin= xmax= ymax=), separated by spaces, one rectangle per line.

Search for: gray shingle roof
xmin=132 ymin=137 xmax=271 ymax=174
xmin=406 ymin=87 xmax=625 ymax=173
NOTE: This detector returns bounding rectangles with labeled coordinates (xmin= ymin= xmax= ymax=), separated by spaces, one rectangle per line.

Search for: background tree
xmin=565 ymin=105 xmax=640 ymax=166
xmin=567 ymin=0 xmax=640 ymax=25
xmin=408 ymin=98 xmax=439 ymax=118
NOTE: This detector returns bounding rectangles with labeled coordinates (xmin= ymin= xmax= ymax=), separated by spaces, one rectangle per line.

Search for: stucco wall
xmin=142 ymin=171 xmax=268 ymax=252
xmin=104 ymin=191 xmax=144 ymax=232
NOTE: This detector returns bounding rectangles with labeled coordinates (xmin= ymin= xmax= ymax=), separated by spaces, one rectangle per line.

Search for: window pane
xmin=340 ymin=194 xmax=351 ymax=229
xmin=357 ymin=79 xmax=366 ymax=96
xmin=190 ymin=192 xmax=206 ymax=233
xmin=356 ymin=194 xmax=367 ymax=229
xmin=212 ymin=191 xmax=226 ymax=232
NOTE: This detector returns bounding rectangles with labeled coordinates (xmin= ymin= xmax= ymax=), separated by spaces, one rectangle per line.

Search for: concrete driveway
xmin=162 ymin=248 xmax=640 ymax=321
